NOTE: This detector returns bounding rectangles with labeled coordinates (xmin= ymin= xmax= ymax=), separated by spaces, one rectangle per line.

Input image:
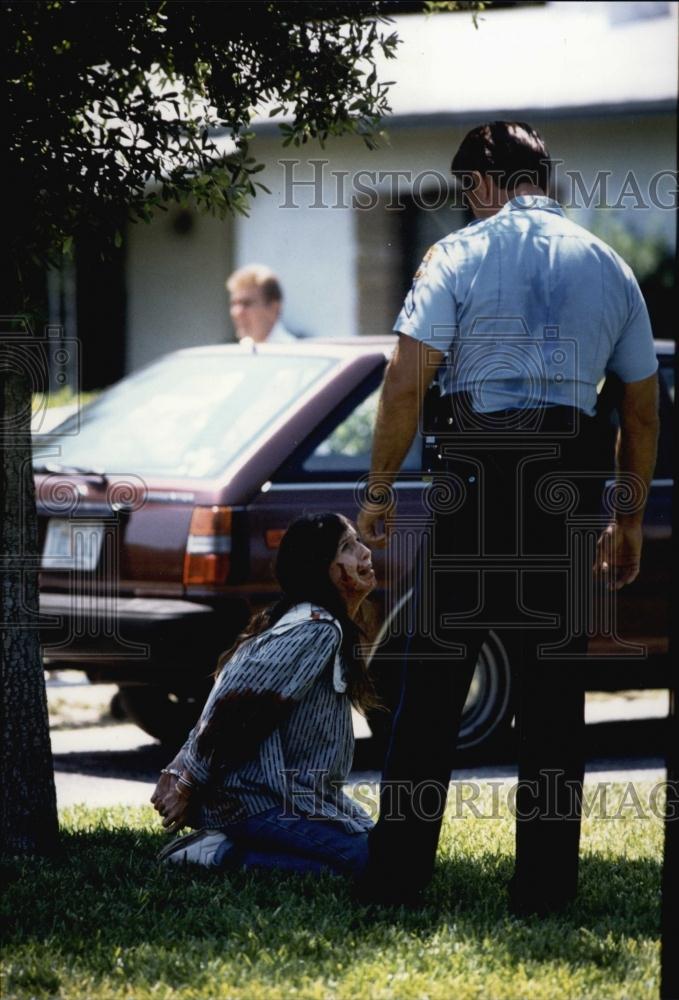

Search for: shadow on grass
xmin=3 ymin=826 xmax=660 ymax=952
xmin=52 ymin=743 xmax=168 ymax=780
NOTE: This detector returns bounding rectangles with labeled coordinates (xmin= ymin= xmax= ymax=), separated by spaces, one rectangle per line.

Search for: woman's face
xmin=328 ymin=522 xmax=375 ymax=603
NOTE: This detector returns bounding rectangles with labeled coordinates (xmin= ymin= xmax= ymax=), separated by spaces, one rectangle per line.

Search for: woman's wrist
xmin=161 ymin=766 xmax=196 ymax=798
xmin=161 ymin=767 xmax=182 ymax=779
xmin=174 ymin=772 xmax=196 ymax=798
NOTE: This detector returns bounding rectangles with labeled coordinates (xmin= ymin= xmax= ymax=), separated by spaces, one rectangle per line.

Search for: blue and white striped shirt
xmin=170 ymin=603 xmax=373 ymax=834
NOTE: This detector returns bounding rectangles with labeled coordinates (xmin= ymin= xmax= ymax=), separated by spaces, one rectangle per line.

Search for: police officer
xmin=357 ymin=121 xmax=659 ymax=912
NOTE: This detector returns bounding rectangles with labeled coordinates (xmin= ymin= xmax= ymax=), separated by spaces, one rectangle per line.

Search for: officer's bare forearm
xmin=616 ymin=424 xmax=658 ymax=524
xmin=615 ymin=373 xmax=659 ymax=526
xmin=368 ymin=335 xmax=444 ymax=488
xmin=369 ymin=377 xmax=420 ymax=487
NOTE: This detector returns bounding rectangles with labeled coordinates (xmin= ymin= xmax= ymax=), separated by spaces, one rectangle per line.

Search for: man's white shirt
xmin=266 ymin=320 xmax=297 ymax=343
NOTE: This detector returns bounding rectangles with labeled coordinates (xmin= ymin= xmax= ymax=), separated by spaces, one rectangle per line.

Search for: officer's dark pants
xmin=369 ymin=405 xmax=608 ymax=907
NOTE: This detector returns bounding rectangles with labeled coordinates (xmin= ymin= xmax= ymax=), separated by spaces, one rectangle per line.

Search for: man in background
xmin=226 ymin=264 xmax=296 ymax=344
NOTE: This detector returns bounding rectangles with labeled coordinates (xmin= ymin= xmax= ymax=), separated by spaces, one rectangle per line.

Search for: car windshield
xmin=33 ymin=351 xmax=335 ymax=479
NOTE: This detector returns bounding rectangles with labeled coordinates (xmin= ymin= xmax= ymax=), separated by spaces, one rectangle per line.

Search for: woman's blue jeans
xmin=216 ymin=807 xmax=370 ymax=878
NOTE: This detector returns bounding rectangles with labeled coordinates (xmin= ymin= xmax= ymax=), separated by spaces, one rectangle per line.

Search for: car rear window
xmin=302 ymin=386 xmax=422 ymax=476
xmin=33 ymin=352 xmax=335 ymax=479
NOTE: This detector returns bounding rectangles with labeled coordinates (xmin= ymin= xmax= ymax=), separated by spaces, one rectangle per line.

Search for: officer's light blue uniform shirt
xmin=394 ymin=196 xmax=657 ymax=417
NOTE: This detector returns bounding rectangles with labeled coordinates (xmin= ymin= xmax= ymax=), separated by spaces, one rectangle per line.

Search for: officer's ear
xmin=467 ymin=171 xmax=492 ymax=213
xmin=468 ymin=171 xmax=484 ymax=197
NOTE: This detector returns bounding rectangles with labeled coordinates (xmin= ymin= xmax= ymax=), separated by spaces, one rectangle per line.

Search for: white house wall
xmin=242 ymin=113 xmax=676 ymax=337
xmin=126 ymin=202 xmax=232 ymax=372
xmin=232 ymin=153 xmax=358 ymax=340
xmin=124 ymin=111 xmax=675 ymax=368
xmin=536 ymin=113 xmax=676 ymax=244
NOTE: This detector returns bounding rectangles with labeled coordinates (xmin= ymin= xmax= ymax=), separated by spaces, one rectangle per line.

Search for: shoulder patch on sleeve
xmin=413 ymin=243 xmax=439 ymax=281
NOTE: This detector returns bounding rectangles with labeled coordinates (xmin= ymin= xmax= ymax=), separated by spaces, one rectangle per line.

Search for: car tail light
xmin=183 ymin=506 xmax=232 ymax=586
xmin=265 ymin=528 xmax=285 ymax=549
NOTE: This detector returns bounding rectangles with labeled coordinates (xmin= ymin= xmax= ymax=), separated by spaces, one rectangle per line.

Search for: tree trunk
xmin=0 ymin=366 xmax=59 ymax=855
xmin=660 ymin=683 xmax=678 ymax=999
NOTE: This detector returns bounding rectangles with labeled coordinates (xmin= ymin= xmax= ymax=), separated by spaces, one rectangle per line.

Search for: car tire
xmin=117 ymin=685 xmax=210 ymax=748
xmin=457 ymin=630 xmax=514 ymax=751
xmin=365 ymin=629 xmax=515 ymax=763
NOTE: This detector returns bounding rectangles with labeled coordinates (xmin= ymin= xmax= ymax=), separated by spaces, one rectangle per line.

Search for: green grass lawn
xmin=2 ymin=783 xmax=663 ymax=999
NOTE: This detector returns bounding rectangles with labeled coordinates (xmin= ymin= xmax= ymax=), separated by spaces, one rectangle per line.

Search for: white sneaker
xmin=158 ymin=829 xmax=231 ymax=868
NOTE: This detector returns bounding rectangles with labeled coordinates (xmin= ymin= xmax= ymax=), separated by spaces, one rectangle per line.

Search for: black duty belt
xmin=421 ymin=386 xmax=609 ymax=476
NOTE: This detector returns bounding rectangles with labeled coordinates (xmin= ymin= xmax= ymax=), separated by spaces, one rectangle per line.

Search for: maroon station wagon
xmin=34 ymin=337 xmax=673 ymax=755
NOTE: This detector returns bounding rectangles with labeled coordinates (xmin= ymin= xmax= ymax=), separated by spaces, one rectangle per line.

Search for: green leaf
xmin=8 ymin=0 xmax=456 ymax=271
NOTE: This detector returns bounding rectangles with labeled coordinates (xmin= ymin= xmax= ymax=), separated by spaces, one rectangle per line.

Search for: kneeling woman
xmin=151 ymin=513 xmax=377 ymax=877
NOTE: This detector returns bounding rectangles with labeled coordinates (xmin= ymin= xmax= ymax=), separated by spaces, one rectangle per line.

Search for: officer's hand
xmin=357 ymin=507 xmax=390 ymax=548
xmin=593 ymin=521 xmax=642 ymax=590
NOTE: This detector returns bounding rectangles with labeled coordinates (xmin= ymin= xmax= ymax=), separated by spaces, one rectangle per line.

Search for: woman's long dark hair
xmin=215 ymin=513 xmax=379 ymax=712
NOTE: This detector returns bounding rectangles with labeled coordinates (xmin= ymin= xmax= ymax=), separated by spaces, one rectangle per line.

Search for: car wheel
xmin=458 ymin=630 xmax=514 ymax=751
xmin=365 ymin=629 xmax=515 ymax=761
xmin=117 ymin=685 xmax=210 ymax=748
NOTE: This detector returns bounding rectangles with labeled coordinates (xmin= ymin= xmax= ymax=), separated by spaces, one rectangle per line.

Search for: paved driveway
xmin=48 ymin=675 xmax=669 ymax=809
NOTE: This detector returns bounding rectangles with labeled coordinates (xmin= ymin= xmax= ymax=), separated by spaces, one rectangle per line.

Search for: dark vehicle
xmin=34 ymin=338 xmax=673 ymax=754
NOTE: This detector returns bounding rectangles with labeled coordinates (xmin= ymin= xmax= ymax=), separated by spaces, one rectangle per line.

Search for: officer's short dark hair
xmin=451 ymin=121 xmax=551 ymax=194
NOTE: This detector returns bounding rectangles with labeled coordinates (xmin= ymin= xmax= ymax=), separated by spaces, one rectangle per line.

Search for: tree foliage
xmin=7 ymin=1 xmax=402 ymax=273
xmin=2 ymin=0 xmax=484 ymax=858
